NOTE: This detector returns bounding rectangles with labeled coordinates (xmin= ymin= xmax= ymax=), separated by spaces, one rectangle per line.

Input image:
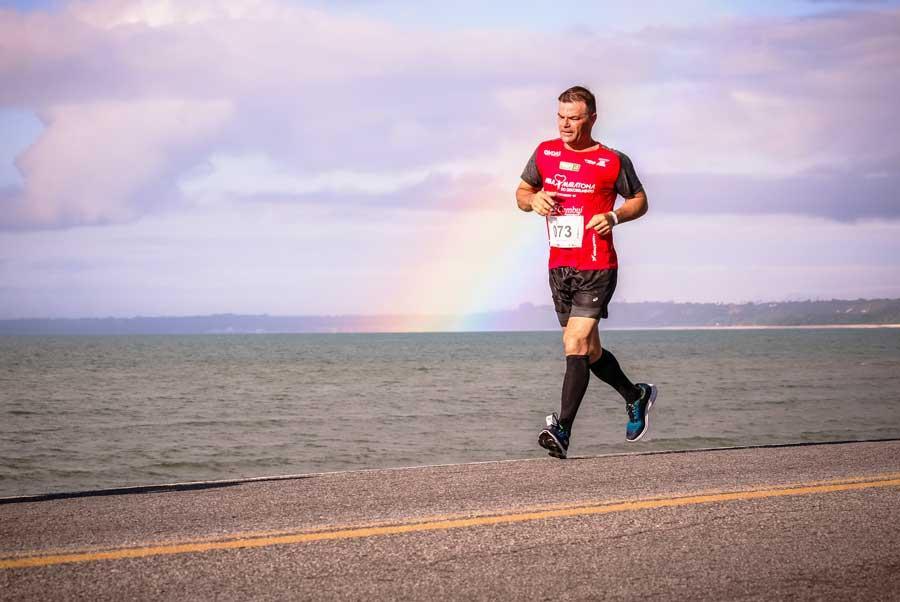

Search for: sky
xmin=1 ymin=0 xmax=899 ymax=320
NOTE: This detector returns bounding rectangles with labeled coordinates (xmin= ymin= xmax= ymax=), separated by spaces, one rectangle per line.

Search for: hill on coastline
xmin=2 ymin=299 xmax=899 ymax=335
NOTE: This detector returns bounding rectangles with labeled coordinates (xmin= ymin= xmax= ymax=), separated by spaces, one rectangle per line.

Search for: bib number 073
xmin=553 ymin=223 xmax=573 ymax=238
xmin=547 ymin=215 xmax=584 ymax=248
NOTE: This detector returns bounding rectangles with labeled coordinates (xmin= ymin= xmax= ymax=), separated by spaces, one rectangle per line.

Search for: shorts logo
xmin=543 ymin=149 xmax=561 ymax=157
xmin=585 ymin=158 xmax=609 ymax=167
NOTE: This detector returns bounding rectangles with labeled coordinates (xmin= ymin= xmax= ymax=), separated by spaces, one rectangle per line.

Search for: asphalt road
xmin=3 ymin=440 xmax=900 ymax=601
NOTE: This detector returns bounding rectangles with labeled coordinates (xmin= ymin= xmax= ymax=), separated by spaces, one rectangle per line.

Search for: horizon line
xmin=1 ymin=296 xmax=899 ymax=322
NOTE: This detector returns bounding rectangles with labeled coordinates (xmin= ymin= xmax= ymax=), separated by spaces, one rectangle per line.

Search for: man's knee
xmin=563 ymin=330 xmax=591 ymax=356
xmin=563 ymin=317 xmax=599 ymax=355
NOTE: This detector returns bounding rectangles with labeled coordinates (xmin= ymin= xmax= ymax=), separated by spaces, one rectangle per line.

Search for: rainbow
xmin=390 ymin=204 xmax=549 ymax=332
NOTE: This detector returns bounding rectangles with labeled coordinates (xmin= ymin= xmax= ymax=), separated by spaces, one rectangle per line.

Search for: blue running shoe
xmin=538 ymin=412 xmax=569 ymax=459
xmin=626 ymin=383 xmax=657 ymax=442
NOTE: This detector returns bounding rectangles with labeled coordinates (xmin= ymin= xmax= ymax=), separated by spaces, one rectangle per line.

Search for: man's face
xmin=557 ymin=101 xmax=595 ymax=144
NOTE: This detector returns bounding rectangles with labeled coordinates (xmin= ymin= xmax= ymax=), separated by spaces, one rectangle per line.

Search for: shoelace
xmin=628 ymin=386 xmax=647 ymax=422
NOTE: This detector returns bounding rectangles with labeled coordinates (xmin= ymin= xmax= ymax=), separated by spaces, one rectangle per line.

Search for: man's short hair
xmin=558 ymin=86 xmax=596 ymax=116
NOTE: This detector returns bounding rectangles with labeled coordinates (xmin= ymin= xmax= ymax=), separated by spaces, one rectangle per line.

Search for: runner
xmin=515 ymin=85 xmax=657 ymax=459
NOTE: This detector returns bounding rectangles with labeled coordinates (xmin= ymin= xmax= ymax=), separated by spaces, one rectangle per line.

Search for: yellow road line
xmin=11 ymin=470 xmax=899 ymax=561
xmin=3 ymin=474 xmax=900 ymax=570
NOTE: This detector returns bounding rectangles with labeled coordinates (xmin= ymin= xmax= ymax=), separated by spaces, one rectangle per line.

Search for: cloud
xmin=643 ymin=170 xmax=900 ymax=221
xmin=181 ymin=153 xmax=434 ymax=199
xmin=806 ymin=1 xmax=888 ymax=4
xmin=1 ymin=98 xmax=233 ymax=229
xmin=4 ymin=206 xmax=900 ymax=318
xmin=0 ymin=1 xmax=898 ymax=229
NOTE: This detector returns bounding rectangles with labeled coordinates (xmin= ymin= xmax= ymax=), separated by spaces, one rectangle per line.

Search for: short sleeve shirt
xmin=521 ymin=138 xmax=644 ymax=270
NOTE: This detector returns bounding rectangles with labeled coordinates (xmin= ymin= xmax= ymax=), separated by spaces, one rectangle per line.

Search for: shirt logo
xmin=545 ymin=174 xmax=596 ymax=194
xmin=543 ymin=149 xmax=561 ymax=157
xmin=559 ymin=161 xmax=581 ymax=172
xmin=585 ymin=158 xmax=609 ymax=167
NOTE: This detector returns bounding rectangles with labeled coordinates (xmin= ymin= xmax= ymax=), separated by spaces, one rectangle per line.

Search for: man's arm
xmin=614 ymin=190 xmax=648 ymax=224
xmin=516 ymin=179 xmax=557 ymax=216
xmin=586 ymin=150 xmax=649 ymax=235
xmin=585 ymin=190 xmax=649 ymax=236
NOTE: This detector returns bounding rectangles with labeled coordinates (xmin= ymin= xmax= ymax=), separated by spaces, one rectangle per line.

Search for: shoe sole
xmin=538 ymin=429 xmax=568 ymax=459
xmin=627 ymin=383 xmax=657 ymax=443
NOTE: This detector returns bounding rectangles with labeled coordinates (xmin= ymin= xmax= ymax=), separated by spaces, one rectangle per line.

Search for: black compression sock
xmin=590 ymin=349 xmax=641 ymax=404
xmin=558 ymin=354 xmax=590 ymax=432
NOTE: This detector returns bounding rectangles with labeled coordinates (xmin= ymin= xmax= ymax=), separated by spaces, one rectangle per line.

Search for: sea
xmin=2 ymin=328 xmax=899 ymax=498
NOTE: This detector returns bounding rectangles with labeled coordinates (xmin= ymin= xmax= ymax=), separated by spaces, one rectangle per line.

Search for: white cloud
xmin=3 ymin=98 xmax=233 ymax=228
xmin=181 ymin=153 xmax=432 ymax=198
xmin=1 ymin=2 xmax=898 ymax=229
xmin=3 ymin=205 xmax=900 ymax=318
xmin=1 ymin=0 xmax=899 ymax=317
xmin=67 ymin=0 xmax=282 ymax=29
xmin=612 ymin=214 xmax=900 ymax=302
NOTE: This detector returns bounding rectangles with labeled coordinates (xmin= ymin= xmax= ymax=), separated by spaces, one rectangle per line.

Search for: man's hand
xmin=516 ymin=180 xmax=557 ymax=215
xmin=586 ymin=212 xmax=616 ymax=236
xmin=531 ymin=191 xmax=557 ymax=216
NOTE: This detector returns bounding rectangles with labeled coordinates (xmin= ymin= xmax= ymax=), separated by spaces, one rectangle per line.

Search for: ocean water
xmin=1 ymin=329 xmax=899 ymax=498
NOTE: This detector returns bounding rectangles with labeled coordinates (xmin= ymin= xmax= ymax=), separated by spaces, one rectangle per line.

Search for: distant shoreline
xmin=610 ymin=324 xmax=900 ymax=331
xmin=3 ymin=298 xmax=900 ymax=335
xmin=1 ymin=324 xmax=899 ymax=336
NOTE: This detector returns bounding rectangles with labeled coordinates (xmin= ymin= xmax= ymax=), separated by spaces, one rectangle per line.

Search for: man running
xmin=515 ymin=85 xmax=657 ymax=459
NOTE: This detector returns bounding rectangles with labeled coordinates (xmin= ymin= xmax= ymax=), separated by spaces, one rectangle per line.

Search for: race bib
xmin=548 ymin=215 xmax=584 ymax=248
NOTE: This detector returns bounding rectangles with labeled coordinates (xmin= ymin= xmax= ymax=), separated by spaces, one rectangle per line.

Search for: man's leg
xmin=562 ymin=267 xmax=657 ymax=442
xmin=586 ymin=333 xmax=656 ymax=441
xmin=557 ymin=316 xmax=598 ymax=432
xmin=587 ymin=324 xmax=602 ymax=364
xmin=540 ymin=268 xmax=578 ymax=458
xmin=589 ymin=346 xmax=642 ymax=404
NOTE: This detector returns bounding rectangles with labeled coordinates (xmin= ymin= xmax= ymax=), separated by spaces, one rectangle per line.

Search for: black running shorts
xmin=549 ymin=267 xmax=618 ymax=327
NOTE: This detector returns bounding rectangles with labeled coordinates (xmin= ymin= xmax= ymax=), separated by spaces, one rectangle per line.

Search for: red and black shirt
xmin=521 ymin=138 xmax=643 ymax=270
